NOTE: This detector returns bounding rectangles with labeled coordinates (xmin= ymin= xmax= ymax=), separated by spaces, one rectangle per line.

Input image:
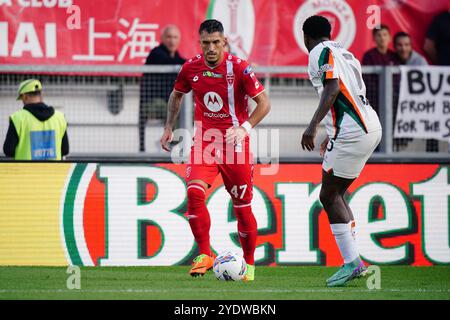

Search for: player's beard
xmin=205 ymin=54 xmax=221 ymax=67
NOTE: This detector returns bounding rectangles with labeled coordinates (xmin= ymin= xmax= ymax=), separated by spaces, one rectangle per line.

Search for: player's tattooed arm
xmin=160 ymin=90 xmax=184 ymax=151
xmin=301 ymin=78 xmax=339 ymax=151
xmin=225 ymin=91 xmax=271 ymax=145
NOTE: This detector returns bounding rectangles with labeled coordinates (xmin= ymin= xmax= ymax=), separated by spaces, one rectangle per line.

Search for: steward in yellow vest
xmin=3 ymin=79 xmax=69 ymax=160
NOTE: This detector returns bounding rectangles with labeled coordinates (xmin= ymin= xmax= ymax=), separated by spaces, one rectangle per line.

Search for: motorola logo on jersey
xmin=203 ymin=91 xmax=224 ymax=112
xmin=203 ymin=112 xmax=230 ymax=119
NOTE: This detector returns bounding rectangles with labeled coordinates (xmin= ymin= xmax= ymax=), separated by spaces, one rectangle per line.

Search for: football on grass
xmin=213 ymin=251 xmax=247 ymax=281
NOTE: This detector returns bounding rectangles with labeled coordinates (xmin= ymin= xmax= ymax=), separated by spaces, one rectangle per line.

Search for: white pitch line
xmin=0 ymin=288 xmax=449 ymax=294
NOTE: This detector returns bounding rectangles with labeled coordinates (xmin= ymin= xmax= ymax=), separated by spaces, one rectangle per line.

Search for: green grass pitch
xmin=0 ymin=266 xmax=449 ymax=300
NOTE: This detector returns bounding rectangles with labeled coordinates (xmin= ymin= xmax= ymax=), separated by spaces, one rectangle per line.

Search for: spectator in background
xmin=394 ymin=32 xmax=428 ymax=66
xmin=391 ymin=32 xmax=428 ymax=151
xmin=423 ymin=9 xmax=450 ymax=152
xmin=423 ymin=9 xmax=450 ymax=65
xmin=3 ymin=79 xmax=69 ymax=160
xmin=139 ymin=25 xmax=185 ymax=152
xmin=362 ymin=25 xmax=400 ymax=152
xmin=361 ymin=25 xmax=399 ymax=118
xmin=362 ymin=25 xmax=400 ymax=66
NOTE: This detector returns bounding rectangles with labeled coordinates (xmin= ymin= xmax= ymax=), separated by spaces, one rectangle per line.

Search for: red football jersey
xmin=174 ymin=52 xmax=265 ymax=138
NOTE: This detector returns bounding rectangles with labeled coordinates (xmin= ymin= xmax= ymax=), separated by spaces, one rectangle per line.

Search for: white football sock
xmin=350 ymin=221 xmax=356 ymax=240
xmin=350 ymin=220 xmax=360 ymax=259
xmin=331 ymin=222 xmax=359 ymax=264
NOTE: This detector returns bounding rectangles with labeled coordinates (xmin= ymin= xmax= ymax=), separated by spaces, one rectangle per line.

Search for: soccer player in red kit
xmin=160 ymin=19 xmax=271 ymax=281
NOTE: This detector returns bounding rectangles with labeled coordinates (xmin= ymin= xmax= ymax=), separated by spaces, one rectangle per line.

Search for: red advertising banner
xmin=0 ymin=0 xmax=448 ymax=66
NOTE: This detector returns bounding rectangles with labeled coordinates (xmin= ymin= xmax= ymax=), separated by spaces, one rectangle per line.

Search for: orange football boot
xmin=189 ymin=253 xmax=215 ymax=277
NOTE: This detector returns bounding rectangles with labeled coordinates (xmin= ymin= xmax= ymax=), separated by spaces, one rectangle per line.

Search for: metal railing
xmin=0 ymin=65 xmax=448 ymax=162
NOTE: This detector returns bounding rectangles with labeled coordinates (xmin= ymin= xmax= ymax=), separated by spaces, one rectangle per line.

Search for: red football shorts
xmin=185 ymin=142 xmax=254 ymax=203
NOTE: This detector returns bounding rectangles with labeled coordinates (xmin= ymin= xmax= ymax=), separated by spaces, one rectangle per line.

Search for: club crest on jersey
xmin=203 ymin=91 xmax=223 ymax=112
xmin=226 ymin=73 xmax=235 ymax=86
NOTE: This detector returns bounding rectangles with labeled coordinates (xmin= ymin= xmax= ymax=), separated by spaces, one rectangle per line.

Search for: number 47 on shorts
xmin=230 ymin=184 xmax=248 ymax=199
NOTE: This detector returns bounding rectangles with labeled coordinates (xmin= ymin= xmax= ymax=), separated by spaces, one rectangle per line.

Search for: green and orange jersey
xmin=308 ymin=41 xmax=381 ymax=139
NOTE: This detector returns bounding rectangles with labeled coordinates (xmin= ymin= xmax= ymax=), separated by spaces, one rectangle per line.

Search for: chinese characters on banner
xmin=72 ymin=18 xmax=159 ymax=62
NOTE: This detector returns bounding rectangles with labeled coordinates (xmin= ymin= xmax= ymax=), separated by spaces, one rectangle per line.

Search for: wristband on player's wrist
xmin=241 ymin=121 xmax=252 ymax=134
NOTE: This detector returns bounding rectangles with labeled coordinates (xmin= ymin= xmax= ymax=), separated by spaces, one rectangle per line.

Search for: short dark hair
xmin=199 ymin=19 xmax=224 ymax=34
xmin=302 ymin=15 xmax=331 ymax=39
xmin=372 ymin=24 xmax=390 ymax=37
xmin=393 ymin=31 xmax=410 ymax=45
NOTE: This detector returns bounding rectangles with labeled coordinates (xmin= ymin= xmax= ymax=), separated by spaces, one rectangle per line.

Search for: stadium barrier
xmin=1 ymin=65 xmax=449 ymax=160
xmin=0 ymin=161 xmax=448 ymax=266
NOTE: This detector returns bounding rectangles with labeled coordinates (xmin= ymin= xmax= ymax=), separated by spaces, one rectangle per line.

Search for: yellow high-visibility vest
xmin=10 ymin=109 xmax=67 ymax=160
